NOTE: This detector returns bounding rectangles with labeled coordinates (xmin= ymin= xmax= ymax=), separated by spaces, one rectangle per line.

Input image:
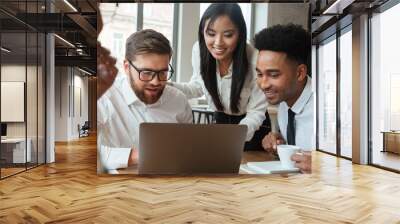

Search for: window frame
xmin=315 ymin=22 xmax=353 ymax=161
xmin=137 ymin=3 xmax=179 ymax=81
xmin=368 ymin=0 xmax=400 ymax=173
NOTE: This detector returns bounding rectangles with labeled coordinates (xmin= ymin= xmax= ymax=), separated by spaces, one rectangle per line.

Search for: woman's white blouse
xmin=173 ymin=42 xmax=268 ymax=141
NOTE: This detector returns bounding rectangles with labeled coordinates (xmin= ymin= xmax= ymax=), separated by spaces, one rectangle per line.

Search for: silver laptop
xmin=138 ymin=123 xmax=247 ymax=175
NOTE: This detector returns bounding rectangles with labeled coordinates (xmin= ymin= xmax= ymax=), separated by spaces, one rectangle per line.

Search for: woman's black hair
xmin=198 ymin=3 xmax=248 ymax=113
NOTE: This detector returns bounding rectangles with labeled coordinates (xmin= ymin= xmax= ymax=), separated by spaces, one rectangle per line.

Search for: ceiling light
xmin=63 ymin=0 xmax=78 ymax=12
xmin=322 ymin=0 xmax=355 ymax=15
xmin=1 ymin=47 xmax=11 ymax=53
xmin=54 ymin=34 xmax=75 ymax=48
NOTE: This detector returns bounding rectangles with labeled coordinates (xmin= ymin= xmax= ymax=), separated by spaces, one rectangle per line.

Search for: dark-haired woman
xmin=172 ymin=3 xmax=269 ymax=150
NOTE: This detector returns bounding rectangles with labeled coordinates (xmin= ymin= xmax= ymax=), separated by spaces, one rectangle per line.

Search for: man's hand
xmin=128 ymin=148 xmax=139 ymax=166
xmin=291 ymin=151 xmax=312 ymax=173
xmin=262 ymin=132 xmax=285 ymax=153
xmin=97 ymin=42 xmax=118 ymax=99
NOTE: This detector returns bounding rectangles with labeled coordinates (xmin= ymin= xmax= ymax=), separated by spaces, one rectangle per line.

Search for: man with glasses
xmin=97 ymin=29 xmax=193 ymax=174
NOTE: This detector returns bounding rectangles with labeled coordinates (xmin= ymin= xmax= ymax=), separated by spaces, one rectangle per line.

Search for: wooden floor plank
xmin=0 ymin=135 xmax=399 ymax=223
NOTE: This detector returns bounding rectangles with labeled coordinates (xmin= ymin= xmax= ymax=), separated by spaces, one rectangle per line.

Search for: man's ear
xmin=296 ymin=64 xmax=307 ymax=82
xmin=123 ymin=59 xmax=130 ymax=75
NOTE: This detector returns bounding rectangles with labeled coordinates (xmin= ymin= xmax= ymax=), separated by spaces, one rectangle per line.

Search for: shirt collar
xmin=289 ymin=76 xmax=313 ymax=114
xmin=120 ymin=75 xmax=140 ymax=106
xmin=120 ymin=74 xmax=164 ymax=107
xmin=216 ymin=61 xmax=233 ymax=79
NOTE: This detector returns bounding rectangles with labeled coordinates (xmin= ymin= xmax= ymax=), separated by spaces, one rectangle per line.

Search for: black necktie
xmin=287 ymin=108 xmax=296 ymax=145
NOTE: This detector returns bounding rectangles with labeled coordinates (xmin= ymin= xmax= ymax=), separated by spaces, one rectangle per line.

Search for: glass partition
xmin=1 ymin=30 xmax=28 ymax=177
xmin=339 ymin=28 xmax=352 ymax=158
xmin=370 ymin=3 xmax=400 ymax=171
xmin=0 ymin=0 xmax=46 ymax=179
xmin=317 ymin=36 xmax=337 ymax=155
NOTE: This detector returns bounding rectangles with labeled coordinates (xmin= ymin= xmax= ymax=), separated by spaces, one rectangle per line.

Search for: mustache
xmin=261 ymin=87 xmax=274 ymax=92
xmin=144 ymin=84 xmax=162 ymax=88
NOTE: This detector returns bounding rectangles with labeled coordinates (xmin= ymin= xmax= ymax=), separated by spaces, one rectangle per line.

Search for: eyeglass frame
xmin=127 ymin=60 xmax=174 ymax=82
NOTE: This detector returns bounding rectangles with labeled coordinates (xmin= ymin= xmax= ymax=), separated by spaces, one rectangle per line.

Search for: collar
xmin=120 ymin=74 xmax=140 ymax=106
xmin=287 ymin=76 xmax=313 ymax=114
xmin=216 ymin=60 xmax=233 ymax=79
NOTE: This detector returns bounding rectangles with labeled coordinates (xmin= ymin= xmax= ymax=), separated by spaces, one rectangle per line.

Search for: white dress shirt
xmin=97 ymin=74 xmax=193 ymax=173
xmin=173 ymin=42 xmax=267 ymax=141
xmin=277 ymin=76 xmax=315 ymax=150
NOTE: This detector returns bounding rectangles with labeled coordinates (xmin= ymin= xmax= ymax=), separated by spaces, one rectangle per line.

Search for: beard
xmin=129 ymin=78 xmax=164 ymax=105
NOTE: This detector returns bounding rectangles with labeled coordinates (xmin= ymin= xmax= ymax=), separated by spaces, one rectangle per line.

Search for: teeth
xmin=214 ymin=47 xmax=225 ymax=53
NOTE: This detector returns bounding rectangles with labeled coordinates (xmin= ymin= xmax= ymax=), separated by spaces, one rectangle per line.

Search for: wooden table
xmin=118 ymin=151 xmax=278 ymax=174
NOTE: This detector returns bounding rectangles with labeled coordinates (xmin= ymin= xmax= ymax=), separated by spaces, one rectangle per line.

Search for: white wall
xmin=55 ymin=66 xmax=68 ymax=141
xmin=1 ymin=63 xmax=46 ymax=164
xmin=176 ymin=3 xmax=200 ymax=84
xmin=54 ymin=67 xmax=89 ymax=141
xmin=254 ymin=3 xmax=309 ymax=37
xmin=1 ymin=65 xmax=37 ymax=137
xmin=253 ymin=3 xmax=269 ymax=35
xmin=266 ymin=3 xmax=309 ymax=30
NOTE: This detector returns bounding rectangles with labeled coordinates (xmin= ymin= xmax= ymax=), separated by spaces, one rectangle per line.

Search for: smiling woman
xmin=171 ymin=3 xmax=270 ymax=151
xmin=200 ymin=3 xmax=252 ymax=41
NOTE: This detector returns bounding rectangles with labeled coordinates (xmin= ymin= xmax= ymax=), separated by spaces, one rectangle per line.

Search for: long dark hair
xmin=198 ymin=3 xmax=249 ymax=113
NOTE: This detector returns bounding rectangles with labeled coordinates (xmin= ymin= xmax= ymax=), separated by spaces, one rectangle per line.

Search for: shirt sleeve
xmin=239 ymin=79 xmax=268 ymax=141
xmin=97 ymin=92 xmax=113 ymax=127
xmin=171 ymin=42 xmax=204 ymax=99
xmin=98 ymin=144 xmax=131 ymax=172
xmin=96 ymin=88 xmax=134 ymax=173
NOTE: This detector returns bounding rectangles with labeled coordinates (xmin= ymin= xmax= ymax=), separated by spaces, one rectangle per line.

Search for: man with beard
xmin=98 ymin=29 xmax=193 ymax=173
xmin=254 ymin=24 xmax=313 ymax=173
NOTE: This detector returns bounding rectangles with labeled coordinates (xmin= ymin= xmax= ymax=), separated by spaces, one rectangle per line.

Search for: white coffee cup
xmin=277 ymin=145 xmax=302 ymax=168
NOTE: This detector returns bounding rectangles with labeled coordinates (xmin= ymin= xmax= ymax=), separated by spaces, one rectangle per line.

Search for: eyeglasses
xmin=128 ymin=60 xmax=174 ymax=82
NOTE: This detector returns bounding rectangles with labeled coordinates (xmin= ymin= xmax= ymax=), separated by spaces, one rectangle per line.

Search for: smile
xmin=213 ymin=47 xmax=226 ymax=54
xmin=264 ymin=91 xmax=276 ymax=98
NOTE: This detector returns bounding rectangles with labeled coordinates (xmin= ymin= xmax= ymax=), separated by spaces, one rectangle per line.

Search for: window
xmin=200 ymin=3 xmax=252 ymax=41
xmin=112 ymin=33 xmax=124 ymax=60
xmin=370 ymin=2 xmax=400 ymax=171
xmin=339 ymin=28 xmax=352 ymax=158
xmin=390 ymin=74 xmax=400 ymax=130
xmin=98 ymin=3 xmax=138 ymax=71
xmin=99 ymin=3 xmax=177 ymax=74
xmin=143 ymin=3 xmax=174 ymax=44
xmin=317 ymin=36 xmax=337 ymax=155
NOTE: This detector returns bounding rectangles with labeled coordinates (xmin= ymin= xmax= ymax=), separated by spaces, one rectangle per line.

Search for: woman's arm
xmin=239 ymin=79 xmax=268 ymax=141
xmin=170 ymin=42 xmax=204 ymax=99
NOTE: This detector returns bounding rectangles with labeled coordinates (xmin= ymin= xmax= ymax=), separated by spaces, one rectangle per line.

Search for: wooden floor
xmin=1 ymin=135 xmax=400 ymax=223
xmin=372 ymin=150 xmax=400 ymax=171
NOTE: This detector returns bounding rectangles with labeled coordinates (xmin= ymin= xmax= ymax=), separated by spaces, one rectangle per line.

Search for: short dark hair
xmin=125 ymin=29 xmax=172 ymax=61
xmin=253 ymin=24 xmax=311 ymax=66
xmin=198 ymin=3 xmax=248 ymax=113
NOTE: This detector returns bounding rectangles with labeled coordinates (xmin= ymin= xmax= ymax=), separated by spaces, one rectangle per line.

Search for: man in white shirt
xmin=254 ymin=24 xmax=313 ymax=173
xmin=97 ymin=29 xmax=193 ymax=174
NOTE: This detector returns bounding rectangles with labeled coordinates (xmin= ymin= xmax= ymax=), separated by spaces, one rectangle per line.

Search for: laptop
xmin=138 ymin=123 xmax=247 ymax=175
